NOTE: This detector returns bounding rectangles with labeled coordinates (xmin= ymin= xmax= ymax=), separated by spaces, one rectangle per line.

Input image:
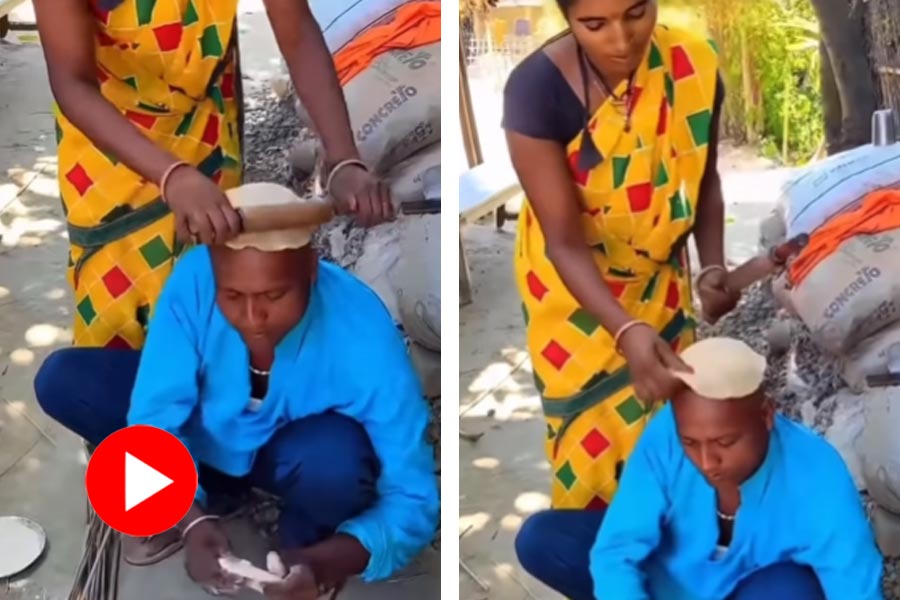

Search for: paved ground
xmin=0 ymin=2 xmax=438 ymax=598
xmin=458 ymin=145 xmax=788 ymax=599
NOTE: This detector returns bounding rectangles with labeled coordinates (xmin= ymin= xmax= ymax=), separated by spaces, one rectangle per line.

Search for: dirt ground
xmin=0 ymin=2 xmax=438 ymax=598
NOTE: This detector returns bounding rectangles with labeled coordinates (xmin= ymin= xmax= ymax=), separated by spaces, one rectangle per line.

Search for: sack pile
xmin=769 ymin=150 xmax=900 ymax=390
xmin=296 ymin=1 xmax=441 ymax=354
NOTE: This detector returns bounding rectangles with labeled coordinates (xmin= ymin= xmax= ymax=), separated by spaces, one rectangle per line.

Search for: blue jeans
xmin=515 ymin=510 xmax=826 ymax=600
xmin=34 ymin=347 xmax=379 ymax=549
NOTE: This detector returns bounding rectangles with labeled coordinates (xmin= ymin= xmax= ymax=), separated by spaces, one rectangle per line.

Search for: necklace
xmin=249 ymin=365 xmax=270 ymax=377
xmin=716 ymin=510 xmax=736 ymax=522
xmin=582 ymin=52 xmax=635 ymax=132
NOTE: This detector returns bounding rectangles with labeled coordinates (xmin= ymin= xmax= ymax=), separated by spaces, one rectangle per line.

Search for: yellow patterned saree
xmin=57 ymin=0 xmax=243 ymax=349
xmin=514 ymin=26 xmax=720 ymax=509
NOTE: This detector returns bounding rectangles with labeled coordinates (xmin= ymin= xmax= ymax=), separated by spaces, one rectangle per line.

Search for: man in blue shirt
xmin=35 ymin=183 xmax=439 ymax=597
xmin=515 ymin=337 xmax=882 ymax=600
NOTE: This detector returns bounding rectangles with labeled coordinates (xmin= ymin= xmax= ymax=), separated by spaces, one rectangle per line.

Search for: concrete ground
xmin=458 ymin=145 xmax=787 ymax=600
xmin=0 ymin=2 xmax=438 ymax=598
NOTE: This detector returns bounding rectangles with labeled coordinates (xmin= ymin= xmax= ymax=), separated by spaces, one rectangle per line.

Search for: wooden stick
xmin=238 ymin=202 xmax=333 ymax=233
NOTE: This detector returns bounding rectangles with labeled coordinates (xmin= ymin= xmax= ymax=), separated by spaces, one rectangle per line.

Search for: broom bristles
xmin=69 ymin=501 xmax=120 ymax=600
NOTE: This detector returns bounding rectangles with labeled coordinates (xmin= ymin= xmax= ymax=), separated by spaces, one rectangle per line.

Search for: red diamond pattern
xmin=670 ymin=337 xmax=681 ymax=353
xmin=542 ymin=340 xmax=571 ymax=371
xmin=202 ymin=114 xmax=220 ymax=145
xmin=628 ymin=86 xmax=643 ymax=114
xmin=153 ymin=22 xmax=183 ymax=52
xmin=105 ymin=335 xmax=132 ymax=350
xmin=657 ymin=98 xmax=669 ymax=135
xmin=97 ymin=31 xmax=116 ymax=47
xmin=212 ymin=171 xmax=223 ymax=184
xmin=671 ymin=46 xmax=695 ymax=80
xmin=581 ymin=429 xmax=611 ymax=458
xmin=627 ymin=183 xmax=653 ymax=212
xmin=568 ymin=151 xmax=589 ymax=186
xmin=96 ymin=67 xmax=110 ymax=84
xmin=586 ymin=496 xmax=608 ymax=511
xmin=102 ymin=266 xmax=132 ymax=299
xmin=221 ymin=72 xmax=235 ymax=99
xmin=606 ymin=281 xmax=626 ymax=298
xmin=66 ymin=164 xmax=93 ymax=196
xmin=526 ymin=271 xmax=548 ymax=301
xmin=126 ymin=111 xmax=157 ymax=130
xmin=665 ymin=280 xmax=680 ymax=309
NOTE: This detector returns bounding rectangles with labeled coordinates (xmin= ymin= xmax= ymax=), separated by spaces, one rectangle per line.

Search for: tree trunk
xmin=819 ymin=40 xmax=843 ymax=154
xmin=808 ymin=0 xmax=877 ymax=152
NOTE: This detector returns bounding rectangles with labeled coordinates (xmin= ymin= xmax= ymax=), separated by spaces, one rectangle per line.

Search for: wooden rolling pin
xmin=237 ymin=201 xmax=334 ymax=233
xmin=725 ymin=233 xmax=810 ymax=292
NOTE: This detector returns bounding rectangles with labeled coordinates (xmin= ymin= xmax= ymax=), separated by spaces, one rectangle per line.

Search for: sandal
xmin=122 ymin=528 xmax=183 ymax=566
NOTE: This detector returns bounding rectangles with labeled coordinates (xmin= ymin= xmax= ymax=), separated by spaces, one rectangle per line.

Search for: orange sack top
xmin=789 ymin=189 xmax=900 ymax=285
xmin=334 ymin=1 xmax=441 ymax=85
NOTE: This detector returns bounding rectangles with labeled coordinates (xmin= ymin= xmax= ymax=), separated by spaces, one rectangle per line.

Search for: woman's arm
xmin=33 ymin=0 xmax=241 ymax=243
xmin=262 ymin=0 xmax=358 ymax=166
xmin=693 ymin=79 xmax=727 ymax=269
xmin=507 ymin=131 xmax=633 ymax=335
xmin=33 ymin=0 xmax=179 ymax=184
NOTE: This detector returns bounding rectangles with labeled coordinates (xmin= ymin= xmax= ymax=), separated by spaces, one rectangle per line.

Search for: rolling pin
xmin=237 ymin=201 xmax=334 ymax=233
xmin=725 ymin=233 xmax=810 ymax=292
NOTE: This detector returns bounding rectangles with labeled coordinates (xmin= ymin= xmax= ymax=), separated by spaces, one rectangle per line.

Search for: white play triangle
xmin=125 ymin=452 xmax=174 ymax=512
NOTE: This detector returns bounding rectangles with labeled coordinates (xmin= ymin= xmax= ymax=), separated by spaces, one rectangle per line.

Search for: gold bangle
xmin=613 ymin=319 xmax=648 ymax=354
xmin=159 ymin=160 xmax=189 ymax=205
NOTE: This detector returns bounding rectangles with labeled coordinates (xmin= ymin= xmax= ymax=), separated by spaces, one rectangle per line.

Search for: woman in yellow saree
xmin=503 ymin=0 xmax=741 ymax=514
xmin=33 ymin=0 xmax=393 ymax=351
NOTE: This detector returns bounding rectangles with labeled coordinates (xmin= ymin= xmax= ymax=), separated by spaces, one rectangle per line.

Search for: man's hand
xmin=263 ymin=564 xmax=322 ymax=600
xmin=183 ymin=520 xmax=240 ymax=594
xmin=329 ymin=165 xmax=394 ymax=227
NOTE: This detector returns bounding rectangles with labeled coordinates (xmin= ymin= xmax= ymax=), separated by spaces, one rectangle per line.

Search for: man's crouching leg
xmin=729 ymin=562 xmax=825 ymax=600
xmin=250 ymin=412 xmax=379 ymax=549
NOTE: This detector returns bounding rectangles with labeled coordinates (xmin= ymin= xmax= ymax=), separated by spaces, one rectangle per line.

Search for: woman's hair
xmin=555 ymin=0 xmax=573 ymax=14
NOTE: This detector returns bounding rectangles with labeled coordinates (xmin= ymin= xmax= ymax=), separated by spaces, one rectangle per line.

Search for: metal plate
xmin=0 ymin=516 xmax=46 ymax=578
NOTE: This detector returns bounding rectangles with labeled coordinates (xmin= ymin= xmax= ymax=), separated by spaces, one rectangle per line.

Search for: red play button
xmin=85 ymin=425 xmax=198 ymax=537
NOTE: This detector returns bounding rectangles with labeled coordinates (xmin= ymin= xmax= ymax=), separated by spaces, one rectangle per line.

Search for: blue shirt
xmin=127 ymin=247 xmax=439 ymax=582
xmin=590 ymin=404 xmax=883 ymax=600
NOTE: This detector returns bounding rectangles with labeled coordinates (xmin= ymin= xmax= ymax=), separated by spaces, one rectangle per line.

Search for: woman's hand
xmin=618 ymin=324 xmax=693 ymax=405
xmin=183 ymin=520 xmax=241 ymax=594
xmin=696 ymin=268 xmax=740 ymax=325
xmin=165 ymin=166 xmax=242 ymax=245
xmin=329 ymin=165 xmax=394 ymax=227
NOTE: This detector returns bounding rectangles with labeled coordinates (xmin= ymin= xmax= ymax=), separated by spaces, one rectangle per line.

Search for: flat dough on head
xmin=225 ymin=182 xmax=314 ymax=251
xmin=672 ymin=337 xmax=767 ymax=400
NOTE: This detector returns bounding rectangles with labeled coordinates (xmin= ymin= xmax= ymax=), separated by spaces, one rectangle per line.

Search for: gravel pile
xmin=697 ymin=281 xmax=843 ymax=434
xmin=698 ymin=280 xmax=900 ymax=597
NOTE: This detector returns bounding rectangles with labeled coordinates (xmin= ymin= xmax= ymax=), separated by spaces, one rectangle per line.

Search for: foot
xmin=122 ymin=528 xmax=183 ymax=566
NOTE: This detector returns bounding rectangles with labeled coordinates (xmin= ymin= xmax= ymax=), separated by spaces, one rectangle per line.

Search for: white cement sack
xmin=352 ymin=222 xmax=402 ymax=321
xmin=396 ymin=213 xmax=440 ymax=351
xmin=842 ymin=324 xmax=900 ymax=390
xmin=297 ymin=43 xmax=440 ymax=171
xmin=311 ymin=0 xmax=413 ymax=54
xmin=791 ymin=230 xmax=900 ymax=355
xmin=861 ymin=387 xmax=900 ymax=513
xmin=779 ymin=142 xmax=900 ymax=238
xmin=386 ymin=143 xmax=441 ymax=206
